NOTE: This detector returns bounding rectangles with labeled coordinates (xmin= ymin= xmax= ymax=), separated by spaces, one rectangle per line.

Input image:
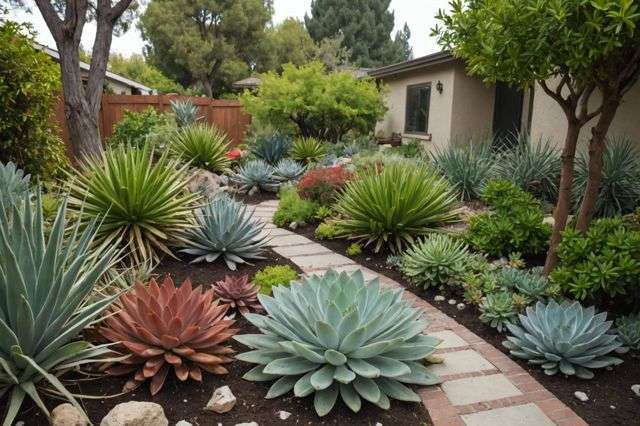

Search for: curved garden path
xmin=254 ymin=200 xmax=587 ymax=426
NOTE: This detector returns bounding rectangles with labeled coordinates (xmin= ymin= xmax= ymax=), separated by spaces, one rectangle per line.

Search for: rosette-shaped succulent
xmin=213 ymin=275 xmax=263 ymax=315
xmin=100 ymin=276 xmax=239 ymax=394
xmin=503 ymin=300 xmax=623 ymax=379
xmin=235 ymin=270 xmax=441 ymax=416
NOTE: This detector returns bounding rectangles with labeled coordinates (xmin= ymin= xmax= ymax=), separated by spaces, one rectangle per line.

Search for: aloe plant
xmin=236 ymin=269 xmax=441 ymax=416
xmin=0 ymin=191 xmax=120 ymax=425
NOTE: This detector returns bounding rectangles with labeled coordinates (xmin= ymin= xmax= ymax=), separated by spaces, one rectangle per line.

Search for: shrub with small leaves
xmin=315 ymin=222 xmax=340 ymax=240
xmin=314 ymin=206 xmax=333 ymax=221
xmin=479 ymin=292 xmax=518 ymax=332
xmin=297 ymin=165 xmax=352 ymax=205
xmin=109 ymin=107 xmax=170 ymax=148
xmin=615 ymin=314 xmax=640 ymax=353
xmin=273 ymin=187 xmax=319 ymax=227
xmin=346 ymin=243 xmax=363 ymax=257
xmin=253 ymin=265 xmax=298 ymax=294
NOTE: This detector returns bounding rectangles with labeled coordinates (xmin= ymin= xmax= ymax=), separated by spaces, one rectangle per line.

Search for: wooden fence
xmin=54 ymin=95 xmax=251 ymax=150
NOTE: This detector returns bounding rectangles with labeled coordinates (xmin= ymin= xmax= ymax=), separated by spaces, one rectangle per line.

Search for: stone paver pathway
xmin=254 ymin=200 xmax=587 ymax=426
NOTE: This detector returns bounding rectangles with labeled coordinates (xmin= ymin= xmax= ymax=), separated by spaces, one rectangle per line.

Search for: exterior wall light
xmin=436 ymin=80 xmax=443 ymax=94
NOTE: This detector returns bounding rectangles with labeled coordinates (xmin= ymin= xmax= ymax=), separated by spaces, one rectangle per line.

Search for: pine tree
xmin=304 ymin=0 xmax=412 ymax=67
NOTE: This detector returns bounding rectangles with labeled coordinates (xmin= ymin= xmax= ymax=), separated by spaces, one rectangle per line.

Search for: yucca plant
xmin=0 ymin=191 xmax=120 ymax=425
xmin=235 ymin=269 xmax=441 ymax=416
xmin=430 ymin=141 xmax=495 ymax=201
xmin=170 ymin=124 xmax=231 ymax=173
xmin=182 ymin=195 xmax=269 ymax=270
xmin=67 ymin=143 xmax=199 ymax=266
xmin=503 ymin=300 xmax=623 ymax=378
xmin=291 ymin=137 xmax=328 ymax=164
xmin=401 ymin=234 xmax=471 ymax=289
xmin=614 ymin=313 xmax=640 ymax=353
xmin=574 ymin=137 xmax=640 ymax=217
xmin=273 ymin=159 xmax=306 ymax=183
xmin=0 ymin=161 xmax=31 ymax=209
xmin=230 ymin=159 xmax=279 ymax=193
xmin=100 ymin=276 xmax=239 ymax=395
xmin=494 ymin=135 xmax=561 ymax=203
xmin=336 ymin=163 xmax=460 ymax=253
xmin=479 ymin=292 xmax=518 ymax=332
xmin=170 ymin=99 xmax=202 ymax=127
xmin=251 ymin=132 xmax=291 ymax=165
xmin=213 ymin=275 xmax=263 ymax=315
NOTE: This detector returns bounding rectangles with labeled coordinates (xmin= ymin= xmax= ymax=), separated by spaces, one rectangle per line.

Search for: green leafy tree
xmin=304 ymin=0 xmax=412 ymax=67
xmin=0 ymin=18 xmax=67 ymax=179
xmin=257 ymin=18 xmax=317 ymax=73
xmin=140 ymin=0 xmax=271 ymax=97
xmin=241 ymin=62 xmax=386 ymax=141
xmin=434 ymin=0 xmax=640 ymax=273
xmin=109 ymin=53 xmax=187 ymax=94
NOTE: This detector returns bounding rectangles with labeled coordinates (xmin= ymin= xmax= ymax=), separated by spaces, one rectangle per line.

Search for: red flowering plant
xmin=297 ymin=166 xmax=352 ymax=205
xmin=226 ymin=148 xmax=242 ymax=161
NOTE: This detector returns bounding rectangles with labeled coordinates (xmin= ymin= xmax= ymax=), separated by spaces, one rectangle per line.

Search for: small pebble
xmin=610 ymin=405 xmax=616 ymax=410
xmin=448 ymin=299 xmax=457 ymax=305
xmin=456 ymin=303 xmax=465 ymax=310
xmin=632 ymin=384 xmax=640 ymax=397
xmin=574 ymin=391 xmax=588 ymax=402
xmin=434 ymin=295 xmax=445 ymax=302
xmin=278 ymin=410 xmax=292 ymax=420
xmin=176 ymin=421 xmax=193 ymax=426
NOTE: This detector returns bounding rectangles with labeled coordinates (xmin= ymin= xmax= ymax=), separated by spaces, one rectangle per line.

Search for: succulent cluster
xmin=231 ymin=159 xmax=279 ymax=193
xmin=236 ymin=270 xmax=441 ymax=416
xmin=101 ymin=277 xmax=239 ymax=394
xmin=213 ymin=275 xmax=264 ymax=315
xmin=615 ymin=313 xmax=640 ymax=352
xmin=479 ymin=292 xmax=518 ymax=332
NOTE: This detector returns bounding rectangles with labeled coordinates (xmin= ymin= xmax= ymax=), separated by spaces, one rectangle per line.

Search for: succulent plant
xmin=171 ymin=99 xmax=202 ymax=127
xmin=503 ymin=300 xmax=623 ymax=378
xmin=169 ymin=123 xmax=231 ymax=173
xmin=253 ymin=265 xmax=298 ymax=294
xmin=235 ymin=269 xmax=441 ymax=416
xmin=0 ymin=161 xmax=30 ymax=209
xmin=512 ymin=271 xmax=549 ymax=302
xmin=479 ymin=292 xmax=518 ymax=332
xmin=614 ymin=313 xmax=640 ymax=353
xmin=213 ymin=275 xmax=264 ymax=315
xmin=231 ymin=159 xmax=279 ymax=193
xmin=291 ymin=137 xmax=328 ymax=164
xmin=100 ymin=276 xmax=239 ymax=395
xmin=273 ymin=159 xmax=306 ymax=183
xmin=401 ymin=234 xmax=471 ymax=289
xmin=182 ymin=195 xmax=269 ymax=270
xmin=251 ymin=132 xmax=291 ymax=165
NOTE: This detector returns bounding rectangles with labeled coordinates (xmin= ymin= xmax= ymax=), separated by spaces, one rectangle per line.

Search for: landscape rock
xmin=448 ymin=299 xmax=457 ymax=305
xmin=100 ymin=402 xmax=168 ymax=426
xmin=574 ymin=391 xmax=589 ymax=402
xmin=632 ymin=384 xmax=640 ymax=397
xmin=277 ymin=410 xmax=292 ymax=420
xmin=51 ymin=404 xmax=88 ymax=426
xmin=456 ymin=303 xmax=466 ymax=311
xmin=434 ymin=295 xmax=445 ymax=302
xmin=187 ymin=169 xmax=226 ymax=198
xmin=175 ymin=422 xmax=193 ymax=426
xmin=206 ymin=385 xmax=237 ymax=413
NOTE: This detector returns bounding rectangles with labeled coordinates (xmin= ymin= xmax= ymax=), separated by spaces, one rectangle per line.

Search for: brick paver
xmin=254 ymin=201 xmax=587 ymax=426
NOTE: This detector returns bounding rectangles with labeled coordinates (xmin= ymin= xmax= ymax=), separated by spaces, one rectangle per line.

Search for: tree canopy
xmin=108 ymin=53 xmax=188 ymax=94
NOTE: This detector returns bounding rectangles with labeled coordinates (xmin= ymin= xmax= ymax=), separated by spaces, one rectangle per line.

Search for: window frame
xmin=404 ymin=82 xmax=432 ymax=135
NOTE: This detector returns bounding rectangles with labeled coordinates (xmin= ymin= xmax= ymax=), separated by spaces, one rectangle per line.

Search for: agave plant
xmin=251 ymin=132 xmax=291 ymax=165
xmin=171 ymin=99 xmax=202 ymax=127
xmin=291 ymin=137 xmax=328 ymax=164
xmin=273 ymin=159 xmax=306 ymax=183
xmin=0 ymin=161 xmax=30 ymax=208
xmin=401 ymin=234 xmax=471 ymax=289
xmin=479 ymin=292 xmax=518 ymax=332
xmin=230 ymin=159 xmax=279 ymax=193
xmin=614 ymin=313 xmax=640 ymax=353
xmin=0 ymin=191 xmax=120 ymax=425
xmin=430 ymin=141 xmax=495 ymax=201
xmin=236 ymin=270 xmax=441 ymax=416
xmin=182 ymin=195 xmax=269 ymax=270
xmin=100 ymin=276 xmax=239 ymax=395
xmin=67 ymin=143 xmax=199 ymax=266
xmin=213 ymin=275 xmax=263 ymax=315
xmin=170 ymin=124 xmax=231 ymax=173
xmin=503 ymin=300 xmax=623 ymax=378
xmin=336 ymin=163 xmax=460 ymax=253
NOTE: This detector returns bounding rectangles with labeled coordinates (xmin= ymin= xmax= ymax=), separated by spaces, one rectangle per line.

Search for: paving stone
xmin=258 ymin=228 xmax=293 ymax=240
xmin=430 ymin=330 xmax=468 ymax=350
xmin=272 ymin=244 xmax=333 ymax=257
xmin=427 ymin=349 xmax=495 ymax=376
xmin=291 ymin=253 xmax=355 ymax=271
xmin=268 ymin=234 xmax=313 ymax=247
xmin=442 ymin=374 xmax=522 ymax=406
xmin=461 ymin=403 xmax=554 ymax=426
xmin=258 ymin=200 xmax=279 ymax=207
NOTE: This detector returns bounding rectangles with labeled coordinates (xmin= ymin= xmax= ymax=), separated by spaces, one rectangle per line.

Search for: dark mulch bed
xmin=233 ymin=190 xmax=278 ymax=206
xmin=13 ymin=247 xmax=430 ymax=426
xmin=292 ymin=224 xmax=640 ymax=426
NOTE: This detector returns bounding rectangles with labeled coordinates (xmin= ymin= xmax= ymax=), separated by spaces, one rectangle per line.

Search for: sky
xmin=9 ymin=0 xmax=448 ymax=59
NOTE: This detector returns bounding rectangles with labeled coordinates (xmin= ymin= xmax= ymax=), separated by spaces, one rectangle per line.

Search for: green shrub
xmin=314 ymin=205 xmax=333 ymax=221
xmin=387 ymin=139 xmax=426 ymax=158
xmin=291 ymin=137 xmax=328 ymax=164
xmin=169 ymin=123 xmax=231 ymax=173
xmin=337 ymin=163 xmax=460 ymax=253
xmin=0 ymin=20 xmax=67 ymax=179
xmin=551 ymin=218 xmax=640 ymax=303
xmin=401 ymin=234 xmax=471 ymax=290
xmin=346 ymin=242 xmax=363 ymax=256
xmin=315 ymin=221 xmax=340 ymax=240
xmin=108 ymin=107 xmax=170 ymax=148
xmin=253 ymin=265 xmax=298 ymax=294
xmin=273 ymin=187 xmax=319 ymax=227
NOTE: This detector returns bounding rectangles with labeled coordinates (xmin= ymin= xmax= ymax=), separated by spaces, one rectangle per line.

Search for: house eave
xmin=368 ymin=51 xmax=456 ymax=79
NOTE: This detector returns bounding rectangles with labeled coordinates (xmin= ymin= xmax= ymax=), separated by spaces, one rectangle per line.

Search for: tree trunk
xmin=543 ymin=120 xmax=581 ymax=274
xmin=575 ymin=95 xmax=621 ymax=232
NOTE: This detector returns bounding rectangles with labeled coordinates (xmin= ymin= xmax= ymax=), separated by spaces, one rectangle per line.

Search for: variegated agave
xmin=503 ymin=300 xmax=623 ymax=379
xmin=235 ymin=269 xmax=441 ymax=416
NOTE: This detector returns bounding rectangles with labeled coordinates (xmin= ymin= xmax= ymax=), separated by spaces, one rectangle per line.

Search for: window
xmin=404 ymin=83 xmax=431 ymax=134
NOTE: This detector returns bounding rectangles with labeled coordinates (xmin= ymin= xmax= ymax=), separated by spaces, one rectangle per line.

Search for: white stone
xmin=427 ymin=349 xmax=495 ymax=376
xmin=277 ymin=410 xmax=291 ymax=420
xmin=100 ymin=402 xmax=168 ymax=426
xmin=456 ymin=303 xmax=466 ymax=310
xmin=442 ymin=374 xmax=522 ymax=406
xmin=175 ymin=422 xmax=193 ymax=426
xmin=429 ymin=330 xmax=468 ymax=349
xmin=631 ymin=384 xmax=640 ymax=397
xmin=574 ymin=391 xmax=589 ymax=402
xmin=51 ymin=404 xmax=88 ymax=426
xmin=434 ymin=295 xmax=445 ymax=302
xmin=448 ymin=299 xmax=457 ymax=305
xmin=461 ymin=403 xmax=554 ymax=426
xmin=206 ymin=385 xmax=237 ymax=413
xmin=187 ymin=170 xmax=226 ymax=198
xmin=375 ymin=423 xmax=383 ymax=426
xmin=234 ymin=423 xmax=259 ymax=426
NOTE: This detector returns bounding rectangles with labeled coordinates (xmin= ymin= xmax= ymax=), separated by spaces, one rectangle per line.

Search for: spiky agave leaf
xmin=100 ymin=276 xmax=239 ymax=395
xmin=235 ymin=269 xmax=441 ymax=416
xmin=503 ymin=300 xmax=623 ymax=378
xmin=170 ymin=99 xmax=202 ymax=127
xmin=230 ymin=159 xmax=279 ymax=193
xmin=291 ymin=137 xmax=328 ymax=164
xmin=251 ymin=132 xmax=291 ymax=165
xmin=213 ymin=275 xmax=263 ymax=315
xmin=182 ymin=195 xmax=269 ymax=270
xmin=0 ymin=190 xmax=120 ymax=425
xmin=170 ymin=123 xmax=231 ymax=173
xmin=272 ymin=159 xmax=306 ymax=183
xmin=0 ymin=161 xmax=30 ymax=209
